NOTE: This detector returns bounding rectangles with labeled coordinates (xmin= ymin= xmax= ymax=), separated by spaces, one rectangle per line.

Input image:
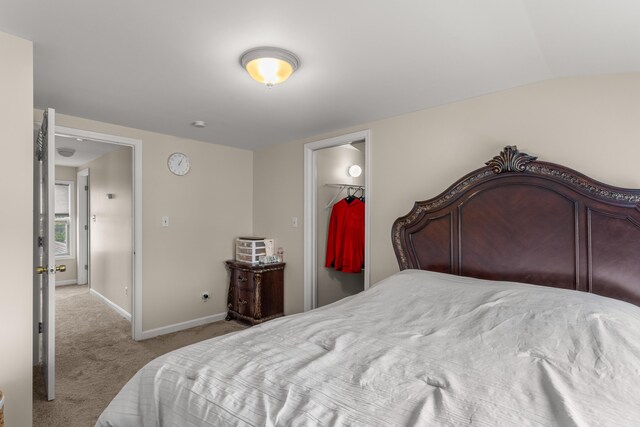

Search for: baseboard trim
xmin=56 ymin=279 xmax=78 ymax=286
xmin=140 ymin=312 xmax=228 ymax=340
xmin=89 ymin=288 xmax=131 ymax=322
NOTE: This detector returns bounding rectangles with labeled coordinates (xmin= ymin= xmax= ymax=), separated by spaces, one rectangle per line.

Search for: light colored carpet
xmin=33 ymin=285 xmax=246 ymax=427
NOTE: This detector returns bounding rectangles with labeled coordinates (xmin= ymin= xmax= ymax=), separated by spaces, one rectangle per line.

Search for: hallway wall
xmin=81 ymin=147 xmax=133 ymax=314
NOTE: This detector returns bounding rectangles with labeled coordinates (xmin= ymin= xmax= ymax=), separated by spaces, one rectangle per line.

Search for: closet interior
xmin=316 ymin=141 xmax=365 ymax=307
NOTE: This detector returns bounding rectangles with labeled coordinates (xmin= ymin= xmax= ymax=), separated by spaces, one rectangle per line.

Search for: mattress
xmin=97 ymin=270 xmax=640 ymax=426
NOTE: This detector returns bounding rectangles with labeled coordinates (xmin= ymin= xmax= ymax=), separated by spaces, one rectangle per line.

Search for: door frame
xmin=303 ymin=130 xmax=371 ymax=312
xmin=54 ymin=125 xmax=143 ymax=340
xmin=76 ymin=168 xmax=89 ymax=285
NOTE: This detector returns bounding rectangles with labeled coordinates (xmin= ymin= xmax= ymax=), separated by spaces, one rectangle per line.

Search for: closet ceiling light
xmin=57 ymin=147 xmax=76 ymax=158
xmin=240 ymin=47 xmax=299 ymax=88
xmin=348 ymin=165 xmax=362 ymax=178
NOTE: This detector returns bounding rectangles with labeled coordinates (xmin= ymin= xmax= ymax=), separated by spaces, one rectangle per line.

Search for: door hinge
xmin=84 ymin=225 xmax=88 ymax=230
xmin=84 ymin=264 xmax=88 ymax=270
xmin=85 ymin=185 xmax=88 ymax=191
xmin=39 ymin=322 xmax=43 ymax=333
xmin=38 ymin=236 xmax=44 ymax=247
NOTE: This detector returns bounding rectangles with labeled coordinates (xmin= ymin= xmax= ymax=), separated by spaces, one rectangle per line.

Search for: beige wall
xmin=254 ymin=73 xmax=640 ymax=315
xmin=83 ymin=147 xmax=133 ymax=313
xmin=54 ymin=165 xmax=78 ymax=283
xmin=253 ymin=142 xmax=304 ymax=315
xmin=35 ymin=110 xmax=254 ymax=331
xmin=316 ymin=144 xmax=365 ymax=307
xmin=0 ymin=31 xmax=33 ymax=427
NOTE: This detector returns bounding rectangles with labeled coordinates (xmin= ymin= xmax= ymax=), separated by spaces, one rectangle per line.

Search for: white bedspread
xmin=97 ymin=270 xmax=640 ymax=426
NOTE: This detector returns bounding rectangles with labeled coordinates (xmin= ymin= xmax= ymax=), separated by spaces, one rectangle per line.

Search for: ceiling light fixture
xmin=348 ymin=165 xmax=362 ymax=178
xmin=240 ymin=47 xmax=299 ymax=88
xmin=191 ymin=121 xmax=206 ymax=128
xmin=57 ymin=148 xmax=76 ymax=158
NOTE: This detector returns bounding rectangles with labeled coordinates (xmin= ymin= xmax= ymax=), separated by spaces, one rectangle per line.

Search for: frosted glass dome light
xmin=348 ymin=165 xmax=362 ymax=178
xmin=57 ymin=148 xmax=76 ymax=158
xmin=240 ymin=47 xmax=300 ymax=88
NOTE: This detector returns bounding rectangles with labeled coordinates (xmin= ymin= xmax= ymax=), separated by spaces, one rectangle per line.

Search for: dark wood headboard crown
xmin=392 ymin=146 xmax=640 ymax=306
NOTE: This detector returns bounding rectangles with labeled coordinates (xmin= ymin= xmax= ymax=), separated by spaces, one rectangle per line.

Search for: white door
xmin=34 ymin=108 xmax=62 ymax=401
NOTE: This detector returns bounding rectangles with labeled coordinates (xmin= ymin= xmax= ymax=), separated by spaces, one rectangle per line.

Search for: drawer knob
xmin=238 ymin=297 xmax=248 ymax=305
xmin=238 ymin=276 xmax=248 ymax=282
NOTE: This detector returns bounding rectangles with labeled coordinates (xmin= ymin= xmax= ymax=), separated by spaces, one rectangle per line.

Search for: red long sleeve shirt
xmin=325 ymin=198 xmax=365 ymax=273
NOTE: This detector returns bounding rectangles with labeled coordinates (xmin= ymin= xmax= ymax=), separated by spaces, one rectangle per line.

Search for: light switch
xmin=291 ymin=217 xmax=298 ymax=228
xmin=162 ymin=216 xmax=170 ymax=227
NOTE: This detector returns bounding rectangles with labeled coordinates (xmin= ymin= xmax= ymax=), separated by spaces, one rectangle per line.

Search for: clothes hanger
xmin=358 ymin=188 xmax=365 ymax=202
xmin=345 ymin=187 xmax=356 ymax=204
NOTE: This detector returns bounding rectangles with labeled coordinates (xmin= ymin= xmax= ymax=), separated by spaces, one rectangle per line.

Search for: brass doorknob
xmin=35 ymin=265 xmax=66 ymax=274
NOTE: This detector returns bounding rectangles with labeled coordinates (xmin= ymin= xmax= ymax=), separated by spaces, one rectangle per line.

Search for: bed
xmin=97 ymin=146 xmax=640 ymax=426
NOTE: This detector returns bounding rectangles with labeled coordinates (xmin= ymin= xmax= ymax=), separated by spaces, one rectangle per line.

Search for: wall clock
xmin=167 ymin=152 xmax=191 ymax=176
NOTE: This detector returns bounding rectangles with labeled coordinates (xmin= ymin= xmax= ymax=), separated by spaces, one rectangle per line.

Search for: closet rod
xmin=325 ymin=184 xmax=365 ymax=189
xmin=324 ymin=184 xmax=365 ymax=209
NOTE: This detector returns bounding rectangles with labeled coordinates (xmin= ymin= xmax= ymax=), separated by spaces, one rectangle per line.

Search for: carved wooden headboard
xmin=392 ymin=146 xmax=640 ymax=306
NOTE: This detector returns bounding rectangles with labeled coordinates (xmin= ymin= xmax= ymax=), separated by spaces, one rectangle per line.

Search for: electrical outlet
xmin=201 ymin=291 xmax=210 ymax=301
xmin=125 ymin=286 xmax=128 ymax=296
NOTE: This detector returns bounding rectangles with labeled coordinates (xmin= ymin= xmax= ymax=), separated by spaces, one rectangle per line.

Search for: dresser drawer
xmin=233 ymin=269 xmax=254 ymax=291
xmin=235 ymin=288 xmax=254 ymax=318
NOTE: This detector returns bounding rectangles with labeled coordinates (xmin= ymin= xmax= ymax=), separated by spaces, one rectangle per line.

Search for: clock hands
xmin=169 ymin=153 xmax=189 ymax=175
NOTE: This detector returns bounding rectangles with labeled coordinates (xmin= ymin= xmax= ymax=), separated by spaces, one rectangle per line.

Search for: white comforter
xmin=97 ymin=270 xmax=640 ymax=426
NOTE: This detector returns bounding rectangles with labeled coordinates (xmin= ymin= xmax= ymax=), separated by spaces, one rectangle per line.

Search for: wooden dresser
xmin=225 ymin=260 xmax=285 ymax=325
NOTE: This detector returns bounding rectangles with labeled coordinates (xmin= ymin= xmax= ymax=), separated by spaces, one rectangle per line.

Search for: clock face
xmin=167 ymin=152 xmax=191 ymax=176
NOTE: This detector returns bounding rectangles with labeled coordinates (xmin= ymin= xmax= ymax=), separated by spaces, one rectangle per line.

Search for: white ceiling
xmin=2 ymin=1 xmax=640 ymax=150
xmin=55 ymin=135 xmax=119 ymax=167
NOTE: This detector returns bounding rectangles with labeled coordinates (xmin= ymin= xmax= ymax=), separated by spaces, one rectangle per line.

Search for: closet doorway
xmin=303 ymin=130 xmax=371 ymax=311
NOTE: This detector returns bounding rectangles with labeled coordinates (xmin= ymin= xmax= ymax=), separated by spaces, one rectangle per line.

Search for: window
xmin=55 ymin=181 xmax=75 ymax=258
